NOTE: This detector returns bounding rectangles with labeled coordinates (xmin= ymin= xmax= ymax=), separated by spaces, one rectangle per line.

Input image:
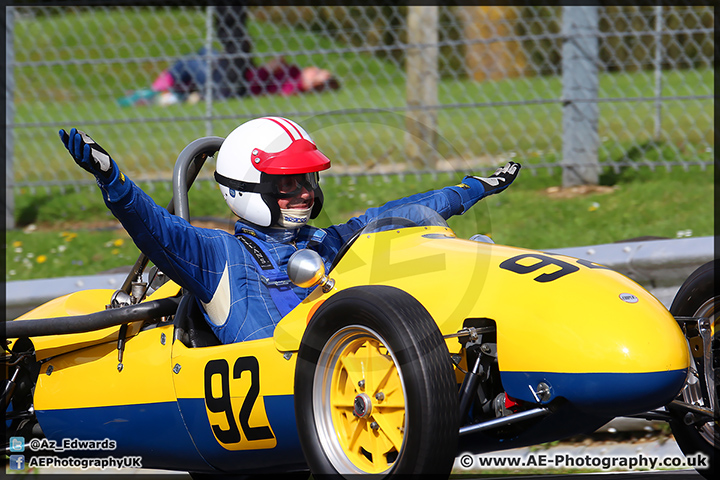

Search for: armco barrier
xmin=547 ymin=236 xmax=714 ymax=287
xmin=5 ymin=236 xmax=714 ymax=320
xmin=546 ymin=236 xmax=714 ymax=308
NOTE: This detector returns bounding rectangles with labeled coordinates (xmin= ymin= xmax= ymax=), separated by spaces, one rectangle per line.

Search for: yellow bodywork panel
xmin=35 ymin=323 xmax=176 ymax=410
xmin=171 ymin=337 xmax=293 ymax=450
xmin=274 ymin=226 xmax=688 ymax=375
xmin=148 ymin=279 xmax=184 ymax=300
xmin=10 ymin=282 xmax=182 ymax=361
xmin=11 ymin=289 xmax=133 ymax=361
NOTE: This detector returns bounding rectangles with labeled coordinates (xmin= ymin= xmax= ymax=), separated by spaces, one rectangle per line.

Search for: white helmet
xmin=214 ymin=117 xmax=331 ymax=228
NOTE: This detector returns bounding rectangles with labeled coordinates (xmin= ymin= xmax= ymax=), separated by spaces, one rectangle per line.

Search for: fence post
xmin=654 ymin=5 xmax=663 ymax=141
xmin=461 ymin=6 xmax=526 ymax=82
xmin=204 ymin=5 xmax=214 ymax=137
xmin=561 ymin=6 xmax=599 ymax=187
xmin=5 ymin=6 xmax=15 ymax=230
xmin=405 ymin=6 xmax=438 ymax=171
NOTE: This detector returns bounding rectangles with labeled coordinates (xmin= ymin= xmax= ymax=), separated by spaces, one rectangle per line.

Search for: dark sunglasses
xmin=271 ymin=173 xmax=319 ymax=198
xmin=214 ymin=171 xmax=319 ymax=198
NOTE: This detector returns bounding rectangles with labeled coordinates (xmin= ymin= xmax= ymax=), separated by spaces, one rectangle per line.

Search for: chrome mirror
xmin=287 ymin=249 xmax=334 ymax=292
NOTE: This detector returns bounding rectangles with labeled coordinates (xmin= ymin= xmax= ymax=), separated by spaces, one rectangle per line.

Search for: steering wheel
xmin=329 ymin=216 xmax=420 ymax=272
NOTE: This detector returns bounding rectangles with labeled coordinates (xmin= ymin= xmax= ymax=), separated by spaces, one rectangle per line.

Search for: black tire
xmin=668 ymin=260 xmax=717 ymax=480
xmin=294 ymin=286 xmax=459 ymax=479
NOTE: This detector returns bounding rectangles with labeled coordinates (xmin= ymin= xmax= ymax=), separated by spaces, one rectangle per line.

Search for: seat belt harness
xmin=236 ymin=234 xmax=302 ymax=317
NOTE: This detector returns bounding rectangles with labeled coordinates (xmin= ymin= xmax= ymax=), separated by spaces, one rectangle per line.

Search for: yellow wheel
xmin=295 ymin=286 xmax=458 ymax=478
xmin=320 ymin=327 xmax=406 ymax=474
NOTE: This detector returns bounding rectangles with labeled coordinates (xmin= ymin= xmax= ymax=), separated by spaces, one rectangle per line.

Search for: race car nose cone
xmin=353 ymin=393 xmax=373 ymax=418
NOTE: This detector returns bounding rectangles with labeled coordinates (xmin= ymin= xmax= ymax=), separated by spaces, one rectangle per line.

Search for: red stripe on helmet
xmin=263 ymin=117 xmax=296 ymax=141
xmin=281 ymin=118 xmax=306 ymax=140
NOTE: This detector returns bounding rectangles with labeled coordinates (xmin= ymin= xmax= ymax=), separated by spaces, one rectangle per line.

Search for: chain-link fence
xmin=6 ymin=5 xmax=714 ymax=195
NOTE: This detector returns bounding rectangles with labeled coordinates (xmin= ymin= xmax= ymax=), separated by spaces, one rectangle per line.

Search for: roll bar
xmin=172 ymin=136 xmax=225 ymax=221
xmin=120 ymin=136 xmax=224 ymax=293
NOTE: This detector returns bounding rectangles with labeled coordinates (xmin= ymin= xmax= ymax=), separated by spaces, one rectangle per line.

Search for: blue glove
xmin=469 ymin=161 xmax=521 ymax=196
xmin=59 ymin=128 xmax=117 ymax=182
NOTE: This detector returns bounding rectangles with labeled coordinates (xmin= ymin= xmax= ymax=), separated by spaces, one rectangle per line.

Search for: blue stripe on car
xmin=500 ymin=369 xmax=687 ymax=415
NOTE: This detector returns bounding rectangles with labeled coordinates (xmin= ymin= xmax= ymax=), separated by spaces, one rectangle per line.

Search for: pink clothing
xmin=150 ymin=57 xmax=316 ymax=98
xmin=151 ymin=70 xmax=175 ymax=92
xmin=246 ymin=62 xmax=304 ymax=97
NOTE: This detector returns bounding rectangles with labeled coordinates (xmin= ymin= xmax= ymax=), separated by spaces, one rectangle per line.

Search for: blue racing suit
xmin=98 ymin=171 xmax=493 ymax=344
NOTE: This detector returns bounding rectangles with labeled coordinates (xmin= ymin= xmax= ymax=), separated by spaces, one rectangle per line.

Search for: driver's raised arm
xmin=325 ymin=162 xmax=521 ymax=243
xmin=58 ymin=128 xmax=227 ymax=304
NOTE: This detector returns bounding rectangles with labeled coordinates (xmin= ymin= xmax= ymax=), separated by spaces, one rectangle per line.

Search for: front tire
xmin=668 ymin=260 xmax=717 ymax=480
xmin=294 ymin=286 xmax=459 ymax=478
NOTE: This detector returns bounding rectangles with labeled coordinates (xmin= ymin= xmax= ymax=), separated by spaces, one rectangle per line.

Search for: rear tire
xmin=294 ymin=286 xmax=459 ymax=478
xmin=668 ymin=260 xmax=717 ymax=480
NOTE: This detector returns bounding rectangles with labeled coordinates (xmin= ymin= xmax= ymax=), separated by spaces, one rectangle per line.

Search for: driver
xmin=59 ymin=117 xmax=520 ymax=344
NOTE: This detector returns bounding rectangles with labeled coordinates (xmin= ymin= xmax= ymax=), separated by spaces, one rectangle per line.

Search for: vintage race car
xmin=4 ymin=137 xmax=717 ymax=479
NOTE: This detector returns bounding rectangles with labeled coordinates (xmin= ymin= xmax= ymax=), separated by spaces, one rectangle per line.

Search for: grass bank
xmin=6 ymin=165 xmax=714 ymax=281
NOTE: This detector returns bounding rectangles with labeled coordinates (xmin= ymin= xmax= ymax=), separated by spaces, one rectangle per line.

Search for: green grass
xmin=11 ymin=9 xmax=714 ymax=186
xmin=14 ymin=67 xmax=713 ymax=185
xmin=6 ymin=165 xmax=714 ymax=281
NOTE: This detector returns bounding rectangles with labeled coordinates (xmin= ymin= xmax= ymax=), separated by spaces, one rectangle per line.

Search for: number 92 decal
xmin=204 ymin=356 xmax=277 ymax=450
xmin=499 ymin=253 xmax=609 ymax=283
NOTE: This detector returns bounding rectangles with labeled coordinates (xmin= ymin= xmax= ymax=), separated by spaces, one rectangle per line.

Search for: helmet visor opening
xmin=269 ymin=173 xmax=320 ymax=198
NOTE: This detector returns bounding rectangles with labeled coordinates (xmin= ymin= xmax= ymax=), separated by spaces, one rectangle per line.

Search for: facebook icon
xmin=9 ymin=455 xmax=25 ymax=470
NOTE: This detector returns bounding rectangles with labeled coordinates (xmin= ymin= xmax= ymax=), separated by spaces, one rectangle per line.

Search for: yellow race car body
xmin=9 ymin=219 xmax=689 ymax=474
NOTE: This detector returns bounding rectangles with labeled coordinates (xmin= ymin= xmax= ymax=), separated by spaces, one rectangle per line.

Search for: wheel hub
xmin=353 ymin=393 xmax=373 ymax=418
xmin=315 ymin=327 xmax=409 ymax=475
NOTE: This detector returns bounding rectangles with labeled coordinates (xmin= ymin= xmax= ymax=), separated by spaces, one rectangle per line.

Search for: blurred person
xmin=59 ymin=117 xmax=519 ymax=343
xmin=121 ymin=6 xmax=339 ymax=106
xmin=122 ymin=52 xmax=340 ymax=107
xmin=152 ymin=5 xmax=253 ymax=100
xmin=152 ymin=54 xmax=339 ymax=101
